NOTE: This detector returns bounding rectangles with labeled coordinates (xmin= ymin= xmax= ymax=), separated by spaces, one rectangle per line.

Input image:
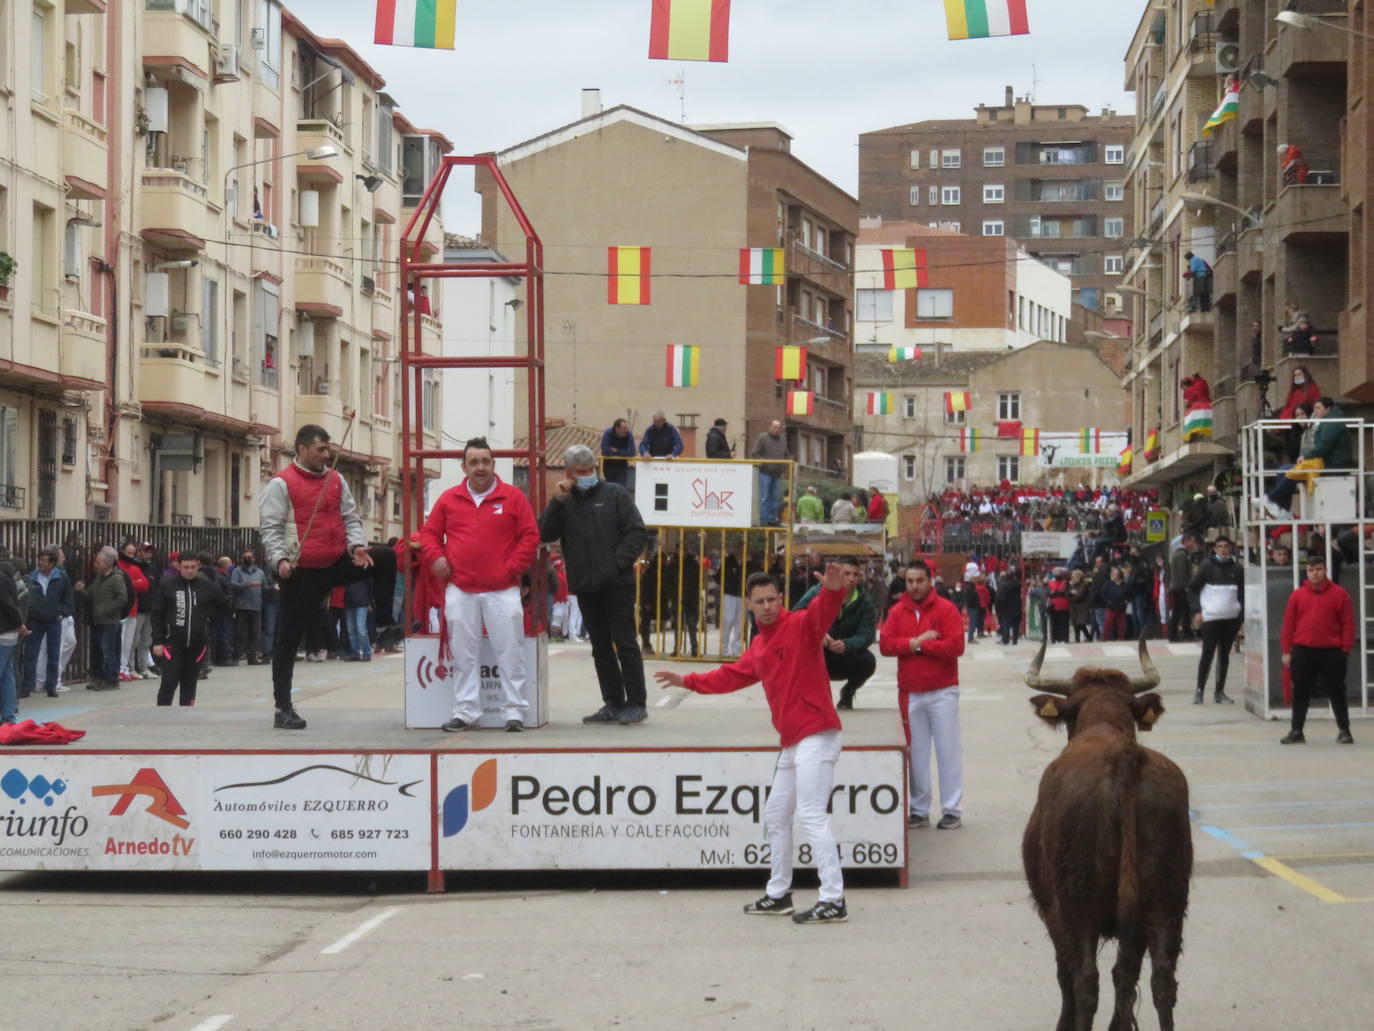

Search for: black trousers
xmin=579 ymin=586 xmax=647 ymax=709
xmin=1049 ymin=610 xmax=1070 ymax=644
xmin=1197 ymin=617 xmax=1242 ymax=693
xmin=966 ymin=605 xmax=983 ymax=642
xmin=997 ymin=613 xmax=1020 ymax=645
xmin=271 ymin=547 xmax=396 ymax=709
xmin=157 ymin=643 xmax=202 ymax=706
xmin=824 ymin=648 xmax=876 ymax=692
xmin=234 ymin=609 xmax=262 ymax=660
xmin=1166 ymin=589 xmax=1193 ymax=641
xmin=1291 ymin=645 xmax=1351 ymax=732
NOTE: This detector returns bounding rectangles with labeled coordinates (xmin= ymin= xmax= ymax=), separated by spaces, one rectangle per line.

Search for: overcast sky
xmin=284 ymin=0 xmax=1145 ymax=232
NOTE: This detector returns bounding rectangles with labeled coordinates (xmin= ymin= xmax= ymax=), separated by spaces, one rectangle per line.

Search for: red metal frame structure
xmin=398 ymin=155 xmax=547 ymax=630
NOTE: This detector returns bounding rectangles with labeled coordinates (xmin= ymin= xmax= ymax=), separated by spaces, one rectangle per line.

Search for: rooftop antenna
xmin=667 ymin=67 xmax=687 ymax=122
xmin=1031 ymin=63 xmax=1042 ymax=104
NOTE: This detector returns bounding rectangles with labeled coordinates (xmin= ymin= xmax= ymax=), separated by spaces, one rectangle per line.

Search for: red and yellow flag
xmin=1019 ymin=427 xmax=1040 ymax=456
xmin=786 ymin=390 xmax=813 ymax=416
xmin=648 ymin=0 xmax=731 ymax=62
xmin=881 ymin=248 xmax=929 ymax=290
xmin=944 ymin=391 xmax=971 ymax=414
xmin=775 ymin=346 xmax=807 ymax=381
xmin=608 ymin=246 xmax=651 ymax=305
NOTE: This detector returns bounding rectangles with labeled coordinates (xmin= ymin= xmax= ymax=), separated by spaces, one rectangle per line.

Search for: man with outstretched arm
xmin=655 ymin=561 xmax=850 ymax=925
xmin=260 ymin=424 xmax=397 ymax=730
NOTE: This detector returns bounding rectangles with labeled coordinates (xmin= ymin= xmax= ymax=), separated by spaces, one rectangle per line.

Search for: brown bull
xmin=1022 ymin=637 xmax=1192 ymax=1031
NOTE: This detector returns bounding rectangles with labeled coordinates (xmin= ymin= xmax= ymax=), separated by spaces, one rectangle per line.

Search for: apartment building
xmin=477 ymin=100 xmax=859 ymax=481
xmin=854 ymin=218 xmax=1072 ymax=355
xmin=0 ymin=0 xmax=446 ymax=534
xmin=859 ymin=90 xmax=1136 ymax=317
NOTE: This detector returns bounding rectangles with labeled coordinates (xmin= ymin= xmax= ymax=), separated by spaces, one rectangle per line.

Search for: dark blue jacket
xmin=638 ymin=422 xmax=684 ymax=458
xmin=26 ymin=567 xmax=74 ymax=623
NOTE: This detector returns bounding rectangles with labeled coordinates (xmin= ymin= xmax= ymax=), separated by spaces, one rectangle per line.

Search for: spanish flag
xmin=960 ymin=427 xmax=981 ymax=453
xmin=648 ymin=0 xmax=731 ymax=63
xmin=1020 ymin=427 xmax=1040 ymax=456
xmin=881 ymin=248 xmax=928 ymax=290
xmin=1118 ymin=447 xmax=1133 ymax=477
xmin=945 ymin=391 xmax=971 ymax=414
xmin=865 ymin=392 xmax=895 ymax=415
xmin=786 ymin=390 xmax=813 ymax=416
xmin=775 ymin=345 xmax=806 ymax=381
xmin=608 ymin=246 xmax=651 ymax=305
xmin=888 ymin=346 xmax=922 ymax=362
xmin=1144 ymin=427 xmax=1161 ymax=462
xmin=665 ymin=344 xmax=699 ymax=387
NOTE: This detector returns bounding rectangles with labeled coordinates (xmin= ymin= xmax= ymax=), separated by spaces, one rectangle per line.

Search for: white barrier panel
xmin=634 ymin=460 xmax=757 ymax=529
xmin=0 ymin=754 xmax=430 ymax=871
xmin=404 ymin=634 xmax=548 ymax=729
xmin=436 ymin=750 xmax=906 ymax=871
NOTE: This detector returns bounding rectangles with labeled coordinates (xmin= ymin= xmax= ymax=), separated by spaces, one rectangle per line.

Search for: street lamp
xmin=223 ymin=144 xmax=338 ymax=225
xmin=1084 ymin=330 xmax=1129 ymax=341
xmin=1275 ymin=10 xmax=1374 ymax=39
xmin=1179 ymin=191 xmax=1262 ymax=228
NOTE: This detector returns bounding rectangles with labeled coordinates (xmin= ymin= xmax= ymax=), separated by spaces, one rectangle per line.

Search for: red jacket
xmin=116 ymin=557 xmax=150 ymax=618
xmin=1046 ymin=577 xmax=1071 ymax=612
xmin=683 ymin=586 xmax=843 ymax=748
xmin=866 ymin=493 xmax=888 ymax=522
xmin=418 ymin=477 xmax=539 ymax=594
xmin=1281 ymin=580 xmax=1355 ymax=653
xmin=394 ymin=535 xmax=445 ymax=624
xmin=879 ymin=589 xmax=965 ymax=697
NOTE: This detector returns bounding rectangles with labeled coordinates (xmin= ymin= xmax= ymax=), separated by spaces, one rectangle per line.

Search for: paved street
xmin=1 ymin=638 xmax=1370 ymax=1031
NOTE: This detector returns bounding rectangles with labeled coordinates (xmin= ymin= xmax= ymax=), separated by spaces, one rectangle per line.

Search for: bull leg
xmin=1147 ymin=922 xmax=1183 ymax=1031
xmin=1108 ymin=932 xmax=1145 ymax=1031
xmin=1071 ymin=932 xmax=1100 ymax=1031
xmin=1052 ymin=942 xmax=1076 ymax=1031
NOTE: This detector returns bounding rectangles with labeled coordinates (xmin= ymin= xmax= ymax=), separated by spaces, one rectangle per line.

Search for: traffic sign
xmin=1146 ymin=509 xmax=1169 ymax=543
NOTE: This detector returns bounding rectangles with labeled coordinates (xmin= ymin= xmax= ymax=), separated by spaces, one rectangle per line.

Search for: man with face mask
xmin=229 ymin=550 xmax=267 ymax=664
xmin=540 ymin=444 xmax=649 ymax=724
xmin=1188 ymin=535 xmax=1244 ymax=705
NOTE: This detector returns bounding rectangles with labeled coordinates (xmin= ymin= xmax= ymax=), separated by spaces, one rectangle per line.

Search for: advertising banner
xmin=405 ymin=635 xmax=548 ymax=729
xmin=634 ymin=461 xmax=756 ymax=529
xmin=437 ymin=750 xmax=906 ymax=871
xmin=1035 ymin=432 xmax=1129 ymax=468
xmin=1021 ymin=531 xmax=1079 ymax=558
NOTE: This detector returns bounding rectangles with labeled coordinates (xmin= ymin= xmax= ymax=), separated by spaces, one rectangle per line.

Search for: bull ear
xmin=1131 ymin=693 xmax=1166 ymax=731
xmin=1029 ymin=693 xmax=1072 ymax=730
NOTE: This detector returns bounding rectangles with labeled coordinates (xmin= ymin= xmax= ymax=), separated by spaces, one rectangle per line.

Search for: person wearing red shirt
xmin=656 ymin=563 xmax=849 ymax=925
xmin=880 ymin=559 xmax=967 ymax=830
xmin=866 ymin=491 xmax=888 ymax=524
xmin=420 ymin=437 xmax=540 ymax=733
xmin=1280 ymin=556 xmax=1356 ymax=745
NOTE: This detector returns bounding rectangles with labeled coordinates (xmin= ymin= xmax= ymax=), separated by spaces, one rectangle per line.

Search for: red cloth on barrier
xmin=0 ymin=720 xmax=87 ymax=745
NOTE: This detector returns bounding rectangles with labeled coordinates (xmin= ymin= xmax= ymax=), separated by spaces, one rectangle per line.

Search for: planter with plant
xmin=0 ymin=253 xmax=15 ymax=302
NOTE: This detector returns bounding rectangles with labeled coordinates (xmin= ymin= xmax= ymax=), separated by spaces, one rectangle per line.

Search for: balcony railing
xmin=1186 ymin=140 xmax=1214 ymax=183
xmin=793 ymin=239 xmax=847 ymax=272
xmin=1188 ymin=12 xmax=1216 ymax=54
xmin=361 ymin=274 xmax=376 ymax=295
xmin=0 ymin=484 xmax=26 ymax=510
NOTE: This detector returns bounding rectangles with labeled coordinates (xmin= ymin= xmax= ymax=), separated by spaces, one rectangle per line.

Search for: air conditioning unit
xmin=170 ymin=312 xmax=193 ymax=334
xmin=1216 ymin=42 xmax=1241 ymax=75
xmin=249 ymin=27 xmax=267 ymax=50
xmin=213 ymin=44 xmax=241 ymax=83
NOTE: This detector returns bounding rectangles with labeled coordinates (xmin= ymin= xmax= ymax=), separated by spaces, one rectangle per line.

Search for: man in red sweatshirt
xmin=655 ymin=562 xmax=849 ymax=925
xmin=1280 ymin=555 xmax=1355 ymax=745
xmin=880 ymin=558 xmax=967 ymax=829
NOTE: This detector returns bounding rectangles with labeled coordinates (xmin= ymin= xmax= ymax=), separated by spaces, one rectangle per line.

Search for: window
xmin=944 ymin=456 xmax=966 ymax=483
xmin=201 ymin=277 xmax=219 ymax=364
xmin=998 ymin=392 xmax=1021 ymax=420
xmin=998 ymin=456 xmax=1021 ymax=481
xmin=31 ymin=7 xmax=48 ymax=101
xmin=0 ymin=405 xmax=17 ymax=496
xmin=983 ymin=183 xmax=1005 ymax=204
xmin=61 ymin=416 xmax=77 ymax=467
xmin=1105 ymin=182 xmax=1124 ymax=201
xmin=1104 ymin=217 xmax=1124 ymax=238
xmin=928 ymin=148 xmax=939 ymax=168
xmin=903 ymin=395 xmax=916 ymax=418
xmin=941 ymin=149 xmax=961 ymax=168
xmin=1105 ymin=145 xmax=1125 ymax=164
xmin=376 ymin=101 xmax=395 ymax=175
xmin=856 ymin=288 xmax=894 ymax=322
xmin=255 ymin=0 xmax=282 ymax=90
xmin=903 ymin=455 xmax=916 ymax=479
xmin=983 ymin=146 xmax=1005 ymax=167
xmin=909 ymin=185 xmax=921 ymax=206
xmin=909 ymin=149 xmax=921 ymax=169
xmin=916 ymin=288 xmax=953 ymax=319
xmin=252 ymin=278 xmax=279 ymax=388
xmin=982 ymin=220 xmax=1004 ymax=236
xmin=1104 ymin=254 xmax=1124 ymax=274
xmin=928 ymin=185 xmax=939 ymax=205
xmin=945 ymin=406 xmax=966 ymax=425
xmin=944 ymin=222 xmax=961 ymax=232
xmin=941 ymin=186 xmax=960 ymax=205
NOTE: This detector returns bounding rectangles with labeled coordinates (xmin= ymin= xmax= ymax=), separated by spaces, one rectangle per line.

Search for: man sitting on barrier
xmin=791 ymin=555 xmax=877 ymax=710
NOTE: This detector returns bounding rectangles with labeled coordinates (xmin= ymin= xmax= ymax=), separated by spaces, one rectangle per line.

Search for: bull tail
xmin=1116 ymin=746 xmax=1146 ymax=931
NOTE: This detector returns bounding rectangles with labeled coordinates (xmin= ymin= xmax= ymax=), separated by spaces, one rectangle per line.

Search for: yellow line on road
xmin=1250 ymin=857 xmax=1350 ymax=903
xmin=1269 ymin=851 xmax=1374 ymax=862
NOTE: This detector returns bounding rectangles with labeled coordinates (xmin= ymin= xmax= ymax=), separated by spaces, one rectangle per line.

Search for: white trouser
xmin=907 ymin=687 xmax=963 ymax=819
xmin=765 ymin=729 xmax=845 ymax=904
xmin=722 ymin=595 xmax=742 ymax=656
xmin=36 ymin=616 xmax=78 ymax=689
xmin=566 ymin=596 xmax=583 ymax=640
xmin=551 ymin=600 xmax=569 ymax=635
xmin=135 ymin=612 xmax=154 ymax=668
xmin=120 ymin=616 xmax=138 ymax=674
xmin=445 ymin=583 xmax=528 ymax=723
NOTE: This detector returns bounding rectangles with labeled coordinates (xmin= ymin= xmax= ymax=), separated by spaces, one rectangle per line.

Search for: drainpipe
xmin=100 ymin=2 xmax=125 ymax=517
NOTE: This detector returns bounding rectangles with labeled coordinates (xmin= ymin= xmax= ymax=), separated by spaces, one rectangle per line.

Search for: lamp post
xmin=1179 ymin=190 xmax=1262 ymax=228
xmin=1275 ymin=10 xmax=1374 ymax=40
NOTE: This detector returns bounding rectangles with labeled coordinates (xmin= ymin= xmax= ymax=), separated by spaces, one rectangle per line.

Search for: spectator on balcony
xmin=638 ymin=411 xmax=684 ymax=460
xmin=1183 ymin=251 xmax=1213 ymax=313
xmin=750 ymin=420 xmax=790 ymax=527
xmin=704 ymin=417 xmax=734 ymax=459
xmin=405 ymin=283 xmax=432 ymax=315
xmin=1249 ymin=321 xmax=1264 ymax=369
xmin=795 ymin=485 xmax=824 ymax=524
xmin=1280 ymin=366 xmax=1322 ymax=421
xmin=600 ymin=418 xmax=637 ymax=487
xmin=1283 ymin=317 xmax=1319 ymax=357
xmin=1280 ymin=302 xmax=1309 ymax=333
xmin=866 ymin=490 xmax=888 ymax=524
xmin=1278 ymin=143 xmax=1309 ymax=185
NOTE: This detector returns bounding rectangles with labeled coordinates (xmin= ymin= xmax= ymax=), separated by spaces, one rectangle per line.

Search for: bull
xmin=1022 ymin=636 xmax=1192 ymax=1031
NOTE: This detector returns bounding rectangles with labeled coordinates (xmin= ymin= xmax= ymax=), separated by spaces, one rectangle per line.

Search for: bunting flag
xmin=888 ymin=346 xmax=923 ymax=362
xmin=785 ymin=390 xmax=813 ymax=416
xmin=865 ymin=392 xmax=895 ymax=415
xmin=1144 ymin=427 xmax=1161 ymax=462
xmin=943 ymin=0 xmax=1030 ymax=40
xmin=608 ymin=246 xmax=651 ymax=305
xmin=960 ymin=427 xmax=981 ymax=453
xmin=374 ymin=0 xmax=459 ymax=49
xmin=995 ymin=420 xmax=1022 ymax=439
xmin=1079 ymin=427 xmax=1101 ymax=454
xmin=774 ymin=345 xmax=807 ymax=381
xmin=1183 ymin=406 xmax=1214 ymax=441
xmin=1202 ymin=79 xmax=1241 ymax=137
xmin=738 ymin=248 xmax=785 ymax=285
xmin=664 ymin=344 xmax=700 ymax=387
xmin=649 ymin=0 xmax=732 ymax=62
xmin=1118 ymin=447 xmax=1133 ymax=477
xmin=1019 ymin=427 xmax=1041 ymax=457
xmin=944 ymin=391 xmax=972 ymax=414
xmin=881 ymin=248 xmax=929 ymax=290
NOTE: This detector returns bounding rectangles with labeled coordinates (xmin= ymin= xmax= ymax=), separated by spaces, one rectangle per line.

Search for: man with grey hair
xmin=540 ymin=444 xmax=651 ymax=724
xmin=81 ymin=546 xmax=129 ymax=691
xmin=638 ymin=410 xmax=684 ymax=459
xmin=751 ymin=420 xmax=790 ymax=526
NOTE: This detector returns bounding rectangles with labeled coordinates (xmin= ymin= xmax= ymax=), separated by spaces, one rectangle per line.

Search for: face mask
xmin=576 ymin=475 xmax=599 ymax=491
xmin=1215 ymin=552 xmax=1232 ymax=562
xmin=1294 ymin=376 xmax=1305 ymax=385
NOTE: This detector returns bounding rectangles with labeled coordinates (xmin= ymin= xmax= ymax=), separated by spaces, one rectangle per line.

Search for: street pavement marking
xmin=187 ymin=1018 xmax=234 ymax=1031
xmin=321 ymin=906 xmax=401 ymax=955
xmin=1196 ymin=818 xmax=1371 ymax=904
xmin=656 ymin=689 xmax=688 ymax=709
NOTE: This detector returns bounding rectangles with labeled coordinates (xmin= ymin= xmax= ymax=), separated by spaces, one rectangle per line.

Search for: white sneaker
xmin=55 ymin=685 xmax=70 ymax=694
xmin=1264 ymin=499 xmax=1289 ymax=521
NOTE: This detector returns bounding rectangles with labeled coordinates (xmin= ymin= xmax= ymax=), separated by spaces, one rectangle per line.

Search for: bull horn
xmin=1024 ymin=636 xmax=1073 ymax=696
xmin=1130 ymin=634 xmax=1161 ymax=693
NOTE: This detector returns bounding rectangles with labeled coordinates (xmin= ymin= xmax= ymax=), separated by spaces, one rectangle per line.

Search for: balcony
xmin=1186 ymin=140 xmax=1213 ymax=184
xmin=142 ymin=4 xmax=215 ymax=76
xmin=138 ymin=345 xmax=211 ymax=407
xmin=1238 ymin=54 xmax=1265 ymax=131
xmin=141 ymin=170 xmax=214 ymax=251
xmin=1272 ymin=182 xmax=1348 ymax=244
xmin=1213 ymin=229 xmax=1237 ymax=304
xmin=788 ymin=313 xmax=849 ymax=366
xmin=295 ymin=256 xmax=350 ymax=317
xmin=1237 ymin=227 xmax=1264 ymax=282
xmin=62 ymin=109 xmax=108 ymax=198
xmin=1275 ymin=13 xmax=1349 ymax=80
xmin=1186 ymin=12 xmax=1216 ymax=77
xmin=295 ymin=394 xmax=351 ymax=443
xmin=61 ymin=312 xmax=108 ymax=387
xmin=788 ymin=236 xmax=848 ymax=288
xmin=297 ymin=118 xmax=351 ymax=158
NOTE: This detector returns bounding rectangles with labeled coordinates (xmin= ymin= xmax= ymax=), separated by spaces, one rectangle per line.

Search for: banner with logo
xmin=404 ymin=635 xmax=548 ymax=729
xmin=634 ymin=460 xmax=757 ymax=529
xmin=436 ymin=750 xmax=906 ymax=871
xmin=1034 ymin=431 xmax=1129 ymax=468
xmin=1020 ymin=532 xmax=1079 ymax=558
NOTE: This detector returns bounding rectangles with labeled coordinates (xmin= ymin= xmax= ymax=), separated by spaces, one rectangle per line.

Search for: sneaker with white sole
xmin=936 ymin=813 xmax=962 ymax=830
xmin=743 ymin=892 xmax=794 ymax=916
xmin=791 ymin=899 xmax=847 ymax=924
xmin=908 ymin=813 xmax=930 ymax=829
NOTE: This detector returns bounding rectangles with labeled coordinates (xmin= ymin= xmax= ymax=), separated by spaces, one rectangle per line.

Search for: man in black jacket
xmin=705 ymin=418 xmax=733 ymax=459
xmin=151 ymin=553 xmax=221 ymax=706
xmin=22 ymin=548 xmax=74 ymax=699
xmin=541 ymin=444 xmax=650 ymax=725
xmin=0 ymin=559 xmax=28 ymax=724
xmin=1188 ymin=535 xmax=1244 ymax=705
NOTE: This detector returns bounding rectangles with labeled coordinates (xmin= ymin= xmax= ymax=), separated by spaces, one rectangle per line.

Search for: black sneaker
xmin=1279 ymin=730 xmax=1306 ymax=745
xmin=618 ymin=705 xmax=648 ymax=725
xmin=1193 ymin=689 xmax=1204 ymax=705
xmin=1214 ymin=691 xmax=1235 ymax=705
xmin=792 ymin=899 xmax=847 ymax=925
xmin=1337 ymin=729 xmax=1355 ymax=745
xmin=583 ymin=704 xmax=622 ymax=724
xmin=441 ymin=717 xmax=473 ymax=732
xmin=505 ymin=719 xmax=524 ymax=733
xmin=907 ymin=813 xmax=930 ymax=829
xmin=936 ymin=813 xmax=962 ymax=830
xmin=274 ymin=708 xmax=307 ymax=730
xmin=743 ymin=892 xmax=793 ymax=916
